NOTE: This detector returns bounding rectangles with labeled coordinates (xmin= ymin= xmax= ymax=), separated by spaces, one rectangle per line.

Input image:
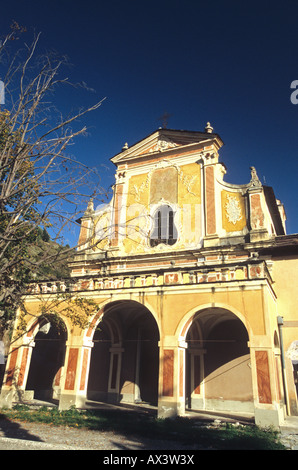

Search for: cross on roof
xmin=158 ymin=111 xmax=172 ymax=129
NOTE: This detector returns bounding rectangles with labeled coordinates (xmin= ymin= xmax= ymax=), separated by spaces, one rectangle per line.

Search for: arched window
xmin=150 ymin=205 xmax=177 ymax=247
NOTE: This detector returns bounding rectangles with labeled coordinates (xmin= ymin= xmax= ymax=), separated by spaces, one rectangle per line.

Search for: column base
xmin=0 ymin=389 xmax=36 ymax=408
xmin=203 ymin=234 xmax=219 ymax=247
xmin=58 ymin=393 xmax=86 ymax=410
xmin=249 ymin=229 xmax=269 ymax=242
xmin=157 ymin=399 xmax=185 ymax=419
xmin=254 ymin=406 xmax=285 ymax=428
xmin=0 ymin=389 xmax=14 ymax=409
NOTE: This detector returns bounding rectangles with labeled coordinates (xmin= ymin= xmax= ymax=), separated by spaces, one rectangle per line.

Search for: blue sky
xmin=0 ymin=0 xmax=298 ymax=242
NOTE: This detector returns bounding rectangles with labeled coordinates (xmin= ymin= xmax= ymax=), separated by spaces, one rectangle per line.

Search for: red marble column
xmin=17 ymin=347 xmax=30 ymax=387
xmin=162 ymin=349 xmax=174 ymax=397
xmin=5 ymin=348 xmax=18 ymax=387
xmin=65 ymin=348 xmax=79 ymax=391
xmin=79 ymin=348 xmax=90 ymax=391
xmin=255 ymin=350 xmax=272 ymax=404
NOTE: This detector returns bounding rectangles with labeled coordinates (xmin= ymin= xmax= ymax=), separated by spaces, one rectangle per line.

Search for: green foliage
xmin=42 ymin=228 xmax=50 ymax=242
xmin=0 ymin=226 xmax=74 ymax=335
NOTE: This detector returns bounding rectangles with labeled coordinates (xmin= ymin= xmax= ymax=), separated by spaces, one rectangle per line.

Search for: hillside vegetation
xmin=28 ymin=228 xmax=74 ymax=280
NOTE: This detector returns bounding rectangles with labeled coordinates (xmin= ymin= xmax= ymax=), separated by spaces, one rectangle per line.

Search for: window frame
xmin=149 ymin=204 xmax=178 ymax=247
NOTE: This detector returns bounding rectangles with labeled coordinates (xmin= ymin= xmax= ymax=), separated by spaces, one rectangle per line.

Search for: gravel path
xmin=0 ymin=404 xmax=297 ymax=451
xmin=279 ymin=416 xmax=298 ymax=450
xmin=0 ymin=418 xmax=203 ymax=451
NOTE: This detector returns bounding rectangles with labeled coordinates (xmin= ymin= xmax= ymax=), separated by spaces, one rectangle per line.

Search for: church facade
xmin=1 ymin=124 xmax=297 ymax=427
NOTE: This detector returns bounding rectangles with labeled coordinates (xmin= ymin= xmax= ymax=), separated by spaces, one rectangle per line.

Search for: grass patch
xmin=0 ymin=405 xmax=286 ymax=450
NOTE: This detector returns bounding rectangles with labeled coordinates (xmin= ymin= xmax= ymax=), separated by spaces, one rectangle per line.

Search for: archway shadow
xmin=0 ymin=413 xmax=44 ymax=442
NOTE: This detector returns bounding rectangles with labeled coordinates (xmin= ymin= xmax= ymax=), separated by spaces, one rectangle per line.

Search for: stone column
xmin=15 ymin=340 xmax=36 ymax=401
xmin=158 ymin=337 xmax=187 ymax=419
xmin=77 ymin=338 xmax=94 ymax=404
xmin=177 ymin=340 xmax=188 ymax=415
xmin=250 ymin=344 xmax=285 ymax=427
xmin=0 ymin=348 xmax=19 ymax=407
xmin=107 ymin=345 xmax=124 ymax=403
xmin=188 ymin=348 xmax=205 ymax=409
xmin=0 ymin=338 xmax=35 ymax=407
xmin=58 ymin=339 xmax=93 ymax=410
xmin=134 ymin=328 xmax=142 ymax=403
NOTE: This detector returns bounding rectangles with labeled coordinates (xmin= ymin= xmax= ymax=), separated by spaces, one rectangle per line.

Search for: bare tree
xmin=0 ymin=23 xmax=107 ymax=335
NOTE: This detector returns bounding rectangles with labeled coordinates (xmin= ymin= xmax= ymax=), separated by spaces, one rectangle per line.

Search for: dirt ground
xmin=0 ymin=417 xmax=205 ymax=450
xmin=0 ymin=401 xmax=210 ymax=450
xmin=0 ymin=401 xmax=297 ymax=451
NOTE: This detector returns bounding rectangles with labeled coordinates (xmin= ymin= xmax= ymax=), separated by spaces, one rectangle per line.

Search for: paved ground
xmin=0 ymin=401 xmax=297 ymax=451
xmin=279 ymin=416 xmax=298 ymax=450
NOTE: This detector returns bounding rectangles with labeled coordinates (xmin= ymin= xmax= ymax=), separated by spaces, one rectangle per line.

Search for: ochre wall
xmin=122 ymin=161 xmax=202 ymax=254
xmin=271 ymin=257 xmax=298 ymax=351
xmin=20 ymin=281 xmax=268 ymax=346
xmin=143 ymin=286 xmax=266 ymax=338
xmin=272 ymin=257 xmax=298 ymax=323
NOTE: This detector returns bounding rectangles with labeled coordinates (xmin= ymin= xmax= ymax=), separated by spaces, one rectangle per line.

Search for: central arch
xmin=87 ymin=300 xmax=160 ymax=406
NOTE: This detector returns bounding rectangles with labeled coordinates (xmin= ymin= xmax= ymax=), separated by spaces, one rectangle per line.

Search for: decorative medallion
xmin=225 ymin=194 xmax=242 ymax=225
xmin=150 ymin=137 xmax=178 ymax=152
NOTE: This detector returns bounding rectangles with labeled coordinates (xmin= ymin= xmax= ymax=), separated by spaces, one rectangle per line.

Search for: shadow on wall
xmin=186 ymin=313 xmax=253 ymax=408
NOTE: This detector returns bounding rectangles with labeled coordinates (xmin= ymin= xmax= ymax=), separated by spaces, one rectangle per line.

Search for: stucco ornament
xmin=225 ymin=194 xmax=242 ymax=225
xmin=250 ymin=166 xmax=262 ymax=188
xmin=151 ymin=137 xmax=178 ymax=152
xmin=286 ymin=341 xmax=298 ymax=364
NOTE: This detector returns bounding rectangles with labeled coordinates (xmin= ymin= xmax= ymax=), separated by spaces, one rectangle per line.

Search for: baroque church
xmin=1 ymin=123 xmax=297 ymax=427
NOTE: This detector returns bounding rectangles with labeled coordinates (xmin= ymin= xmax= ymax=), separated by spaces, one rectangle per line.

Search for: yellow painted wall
xmin=123 ymin=162 xmax=202 ymax=254
xmin=136 ymin=286 xmax=266 ymax=338
xmin=272 ymin=258 xmax=298 ymax=322
xmin=124 ymin=173 xmax=150 ymax=254
xmin=271 ymin=257 xmax=298 ymax=350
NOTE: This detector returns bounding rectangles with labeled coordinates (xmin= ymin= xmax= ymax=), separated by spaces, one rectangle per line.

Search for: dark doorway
xmin=87 ymin=301 xmax=160 ymax=406
xmin=26 ymin=315 xmax=67 ymax=401
xmin=87 ymin=322 xmax=111 ymax=402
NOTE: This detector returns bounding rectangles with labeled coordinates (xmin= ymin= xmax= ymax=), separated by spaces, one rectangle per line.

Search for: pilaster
xmin=58 ymin=338 xmax=93 ymax=410
xmin=203 ymin=154 xmax=219 ymax=247
xmin=158 ymin=336 xmax=187 ymax=418
xmin=249 ymin=341 xmax=285 ymax=427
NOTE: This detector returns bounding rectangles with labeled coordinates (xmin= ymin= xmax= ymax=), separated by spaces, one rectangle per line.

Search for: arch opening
xmin=25 ymin=314 xmax=67 ymax=402
xmin=185 ymin=307 xmax=253 ymax=414
xmin=87 ymin=300 xmax=160 ymax=406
